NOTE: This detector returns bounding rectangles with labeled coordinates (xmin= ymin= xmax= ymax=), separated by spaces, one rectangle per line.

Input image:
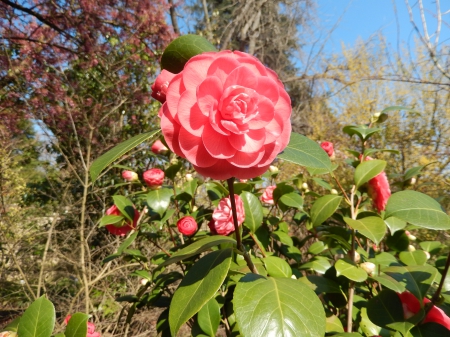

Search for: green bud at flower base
xmin=331 ymin=189 xmax=338 ymax=195
xmin=408 ymin=245 xmax=416 ymax=252
xmin=269 ymin=165 xmax=279 ymax=173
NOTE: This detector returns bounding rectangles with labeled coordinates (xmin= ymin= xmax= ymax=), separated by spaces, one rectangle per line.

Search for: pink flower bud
xmin=364 ymin=156 xmax=391 ymax=212
xmin=320 ymin=141 xmax=335 ymax=160
xmin=64 ymin=316 xmax=101 ymax=337
xmin=151 ymin=70 xmax=176 ymax=103
xmin=260 ymin=185 xmax=276 ymax=205
xmin=105 ymin=205 xmax=140 ymax=236
xmin=211 ymin=195 xmax=245 ymax=236
xmin=398 ymin=291 xmax=450 ymax=329
xmin=143 ymin=168 xmax=164 ymax=189
xmin=121 ymin=170 xmax=138 ymax=182
xmin=360 ymin=262 xmax=376 ymax=275
xmin=151 ymin=140 xmax=169 ymax=155
xmin=177 ymin=216 xmax=198 ymax=236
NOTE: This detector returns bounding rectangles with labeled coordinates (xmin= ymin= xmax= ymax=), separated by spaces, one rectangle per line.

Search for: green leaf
xmin=64 ymin=313 xmax=88 ymax=337
xmin=335 ymin=259 xmax=367 ymax=282
xmin=386 ymin=230 xmax=410 ymax=252
xmin=384 ymin=216 xmax=407 ymax=235
xmin=312 ymin=177 xmax=332 ymax=190
xmin=410 ymin=322 xmax=450 ymax=336
xmin=310 ymin=195 xmax=342 ymax=227
xmin=367 ymin=289 xmax=404 ymax=328
xmin=399 ymin=251 xmax=428 ymax=266
xmin=354 ymin=160 xmax=386 ymax=188
xmin=90 ymin=130 xmax=160 ymax=182
xmin=17 ymin=296 xmax=55 ymax=337
xmin=342 ymin=125 xmax=382 ymax=141
xmin=112 ymin=195 xmax=135 ymax=222
xmin=404 ymin=165 xmax=430 ymax=181
xmin=304 ymin=275 xmax=342 ymax=294
xmin=308 ymin=241 xmax=327 ymax=255
xmin=364 ymin=148 xmax=400 ymax=157
xmin=279 ymin=192 xmax=304 ymax=210
xmin=277 ymin=132 xmax=332 ymax=171
xmin=99 ymin=214 xmax=124 ymax=228
xmin=370 ymin=252 xmax=399 ymax=268
xmin=117 ymin=231 xmax=139 ymax=254
xmin=158 ymin=236 xmax=236 ymax=269
xmin=161 ymin=35 xmax=217 ymax=74
xmin=360 ymin=307 xmax=381 ymax=337
xmin=344 ymin=216 xmax=386 ymax=245
xmin=146 ymin=188 xmax=173 ymax=216
xmin=385 ymin=191 xmax=450 ymax=230
xmin=197 ymin=298 xmax=220 ymax=337
xmin=4 ymin=316 xmax=20 ymax=332
xmin=419 ymin=241 xmax=442 ymax=255
xmin=387 ymin=322 xmax=415 ymax=336
xmin=380 ymin=105 xmax=419 ymax=114
xmin=326 ymin=315 xmax=344 ymax=333
xmin=299 ymin=256 xmax=332 ymax=274
xmin=241 ymin=191 xmax=263 ymax=233
xmin=371 ymin=274 xmax=405 ymax=293
xmin=383 ymin=265 xmax=440 ymax=301
xmin=169 ymin=248 xmax=232 ymax=336
xmin=262 ymin=256 xmax=292 ymax=278
xmin=234 ymin=275 xmax=326 ymax=337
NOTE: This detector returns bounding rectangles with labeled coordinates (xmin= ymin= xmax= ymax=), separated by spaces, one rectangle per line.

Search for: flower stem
xmin=431 ymin=250 xmax=450 ymax=304
xmin=227 ymin=178 xmax=259 ymax=274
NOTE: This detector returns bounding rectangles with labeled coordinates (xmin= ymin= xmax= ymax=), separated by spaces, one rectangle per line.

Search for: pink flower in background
xmin=398 ymin=292 xmax=450 ymax=330
xmin=143 ymin=168 xmax=164 ymax=189
xmin=211 ymin=195 xmax=245 ymax=235
xmin=105 ymin=205 xmax=139 ymax=236
xmin=177 ymin=216 xmax=198 ymax=236
xmin=64 ymin=315 xmax=101 ymax=337
xmin=363 ymin=156 xmax=391 ymax=212
xmin=151 ymin=140 xmax=169 ymax=155
xmin=121 ymin=170 xmax=138 ymax=182
xmin=260 ymin=185 xmax=276 ymax=204
xmin=151 ymin=69 xmax=176 ymax=103
xmin=208 ymin=219 xmax=218 ymax=235
xmin=160 ymin=50 xmax=291 ymax=180
xmin=320 ymin=141 xmax=335 ymax=159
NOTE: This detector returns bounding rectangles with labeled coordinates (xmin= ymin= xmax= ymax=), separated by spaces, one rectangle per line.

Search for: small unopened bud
xmin=19 ymin=280 xmax=25 ymax=285
xmin=304 ymin=189 xmax=310 ymax=193
xmin=291 ymin=274 xmax=297 ymax=280
xmin=408 ymin=245 xmax=416 ymax=252
xmin=410 ymin=177 xmax=417 ymax=185
xmin=360 ymin=262 xmax=376 ymax=275
xmin=192 ymin=206 xmax=198 ymax=212
xmin=424 ymin=251 xmax=431 ymax=260
xmin=347 ymin=251 xmax=361 ymax=263
xmin=170 ymin=158 xmax=179 ymax=165
xmin=331 ymin=189 xmax=338 ymax=195
xmin=269 ymin=165 xmax=279 ymax=173
xmin=122 ymin=170 xmax=138 ymax=182
xmin=140 ymin=279 xmax=149 ymax=286
xmin=373 ymin=112 xmax=381 ymax=118
xmin=405 ymin=231 xmax=416 ymax=241
xmin=301 ymin=182 xmax=309 ymax=190
xmin=185 ymin=173 xmax=193 ymax=182
xmin=372 ymin=244 xmax=380 ymax=252
xmin=239 ymin=179 xmax=248 ymax=183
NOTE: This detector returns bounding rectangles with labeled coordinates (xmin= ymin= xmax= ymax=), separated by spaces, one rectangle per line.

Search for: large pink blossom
xmin=363 ymin=156 xmax=391 ymax=212
xmin=398 ymin=292 xmax=450 ymax=330
xmin=105 ymin=205 xmax=139 ymax=236
xmin=211 ymin=195 xmax=245 ymax=235
xmin=159 ymin=50 xmax=292 ymax=179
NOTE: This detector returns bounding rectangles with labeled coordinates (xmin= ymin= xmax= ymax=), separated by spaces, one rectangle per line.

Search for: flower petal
xmin=226 ymin=149 xmax=265 ymax=168
xmin=179 ymin=127 xmax=218 ymax=167
xmin=207 ymin=53 xmax=241 ymax=84
xmin=182 ymin=53 xmax=215 ymax=89
xmin=223 ymin=66 xmax=258 ymax=90
xmin=228 ymin=129 xmax=265 ymax=152
xmin=166 ymin=73 xmax=184 ymax=120
xmin=178 ymin=89 xmax=207 ymax=137
xmin=247 ymin=95 xmax=274 ymax=129
xmin=202 ymin=123 xmax=236 ymax=159
xmin=274 ymin=88 xmax=292 ymax=121
xmin=197 ymin=76 xmax=223 ymax=113
xmin=234 ymin=51 xmax=268 ymax=76
xmin=160 ymin=104 xmax=183 ymax=157
xmin=255 ymin=76 xmax=279 ymax=104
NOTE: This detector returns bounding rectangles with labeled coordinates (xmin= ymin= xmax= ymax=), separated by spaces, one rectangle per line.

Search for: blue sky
xmin=316 ymin=0 xmax=450 ymax=53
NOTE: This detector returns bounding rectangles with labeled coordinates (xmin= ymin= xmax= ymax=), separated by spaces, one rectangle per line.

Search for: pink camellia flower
xmin=177 ymin=216 xmax=198 ymax=236
xmin=208 ymin=219 xmax=218 ymax=235
xmin=260 ymin=185 xmax=276 ymax=204
xmin=151 ymin=69 xmax=176 ymax=103
xmin=121 ymin=170 xmax=138 ymax=182
xmin=105 ymin=205 xmax=139 ymax=236
xmin=159 ymin=50 xmax=292 ymax=180
xmin=320 ymin=141 xmax=335 ymax=160
xmin=143 ymin=168 xmax=164 ymax=189
xmin=64 ymin=315 xmax=101 ymax=337
xmin=211 ymin=195 xmax=245 ymax=235
xmin=398 ymin=292 xmax=450 ymax=330
xmin=151 ymin=140 xmax=169 ymax=155
xmin=363 ymin=156 xmax=391 ymax=212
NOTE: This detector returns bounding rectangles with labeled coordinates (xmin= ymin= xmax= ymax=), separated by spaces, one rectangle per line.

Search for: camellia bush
xmin=3 ymin=35 xmax=450 ymax=337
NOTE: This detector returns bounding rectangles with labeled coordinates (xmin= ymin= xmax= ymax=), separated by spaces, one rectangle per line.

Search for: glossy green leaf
xmin=385 ymin=191 xmax=450 ymax=230
xmin=99 ymin=214 xmax=124 ymax=228
xmin=169 ymin=248 xmax=232 ymax=336
xmin=360 ymin=307 xmax=381 ymax=337
xmin=117 ymin=231 xmax=139 ymax=254
xmin=279 ymin=192 xmax=304 ymax=210
xmin=65 ymin=313 xmax=88 ymax=337
xmin=326 ymin=315 xmax=344 ymax=333
xmin=158 ymin=236 xmax=236 ymax=269
xmin=17 ymin=296 xmax=55 ymax=337
xmin=330 ymin=333 xmax=363 ymax=337
xmin=312 ymin=177 xmax=332 ymax=190
xmin=262 ymin=256 xmax=292 ymax=278
xmin=112 ymin=195 xmax=135 ymax=222
xmin=371 ymin=274 xmax=405 ymax=293
xmin=197 ymin=297 xmax=220 ymax=337
xmin=299 ymin=256 xmax=331 ymax=274
xmin=387 ymin=322 xmax=415 ymax=336
xmin=383 ymin=265 xmax=440 ymax=301
xmin=342 ymin=125 xmax=382 ymax=141
xmin=384 ymin=216 xmax=407 ymax=235
xmin=399 ymin=251 xmax=428 ymax=266
xmin=380 ymin=105 xmax=419 ymax=114
xmin=344 ymin=216 xmax=386 ymax=245
xmin=90 ymin=130 xmax=160 ymax=182
xmin=310 ymin=195 xmax=342 ymax=227
xmin=419 ymin=241 xmax=442 ymax=254
xmin=363 ymin=148 xmax=400 ymax=156
xmin=305 ymin=275 xmax=342 ymax=294
xmin=386 ymin=230 xmax=410 ymax=252
xmin=367 ymin=289 xmax=404 ymax=328
xmin=271 ymin=230 xmax=293 ymax=247
xmin=234 ymin=275 xmax=326 ymax=337
xmin=404 ymin=165 xmax=426 ymax=181
xmin=354 ymin=160 xmax=386 ymax=188
xmin=370 ymin=252 xmax=399 ymax=268
xmin=277 ymin=132 xmax=333 ymax=171
xmin=161 ymin=35 xmax=217 ymax=74
xmin=308 ymin=241 xmax=327 ymax=255
xmin=146 ymin=188 xmax=173 ymax=216
xmin=241 ymin=191 xmax=263 ymax=233
xmin=335 ymin=259 xmax=367 ymax=282
xmin=410 ymin=322 xmax=450 ymax=336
